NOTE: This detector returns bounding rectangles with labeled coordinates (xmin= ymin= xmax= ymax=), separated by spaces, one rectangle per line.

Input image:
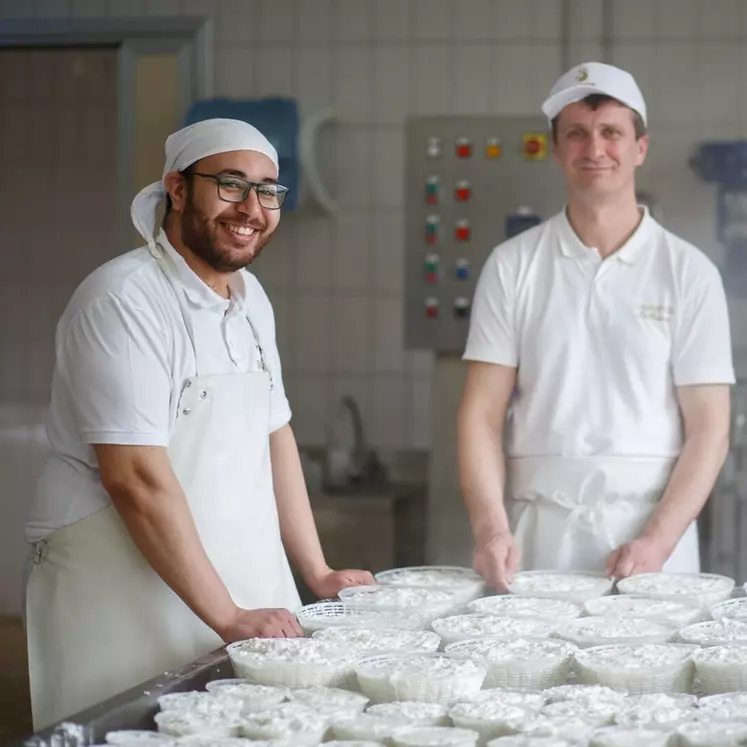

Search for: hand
xmin=217 ymin=607 xmax=304 ymax=642
xmin=473 ymin=531 xmax=520 ymax=592
xmin=606 ymin=536 xmax=670 ymax=580
xmin=308 ymin=567 xmax=375 ymax=599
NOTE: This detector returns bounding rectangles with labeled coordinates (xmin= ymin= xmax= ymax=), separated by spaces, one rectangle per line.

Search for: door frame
xmin=0 ymin=16 xmax=212 ymax=254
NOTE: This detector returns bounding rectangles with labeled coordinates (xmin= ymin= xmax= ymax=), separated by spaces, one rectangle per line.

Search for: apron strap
xmin=150 ymin=240 xmax=274 ymax=388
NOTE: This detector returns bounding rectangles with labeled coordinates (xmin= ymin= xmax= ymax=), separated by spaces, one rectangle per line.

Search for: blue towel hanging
xmin=184 ymin=97 xmax=301 ymax=212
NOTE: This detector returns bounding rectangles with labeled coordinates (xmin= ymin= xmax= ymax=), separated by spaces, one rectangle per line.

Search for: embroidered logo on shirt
xmin=638 ymin=303 xmax=674 ymax=322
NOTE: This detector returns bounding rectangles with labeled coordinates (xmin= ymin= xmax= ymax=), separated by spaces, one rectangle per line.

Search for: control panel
xmin=405 ymin=116 xmax=565 ymax=353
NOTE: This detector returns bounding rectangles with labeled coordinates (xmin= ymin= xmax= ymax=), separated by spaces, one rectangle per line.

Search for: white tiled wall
xmin=4 ymin=0 xmax=747 ymax=447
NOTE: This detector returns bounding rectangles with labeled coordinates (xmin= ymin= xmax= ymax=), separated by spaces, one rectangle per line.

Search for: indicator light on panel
xmin=426 ymin=136 xmax=442 ymax=158
xmin=425 ymin=296 xmax=440 ymax=318
xmin=455 ymin=219 xmax=471 ymax=241
xmin=425 ymin=215 xmax=440 ymax=244
xmin=425 ymin=175 xmax=440 ymax=205
xmin=522 ymin=132 xmax=548 ymax=160
xmin=454 ymin=296 xmax=471 ymax=319
xmin=455 ymin=258 xmax=470 ymax=280
xmin=455 ymin=180 xmax=471 ymax=202
xmin=425 ymin=253 xmax=440 ymax=283
xmin=456 ymin=137 xmax=472 ymax=158
xmin=486 ymin=137 xmax=502 ymax=158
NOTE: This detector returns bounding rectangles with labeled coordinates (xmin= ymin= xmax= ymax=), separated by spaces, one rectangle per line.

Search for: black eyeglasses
xmin=189 ymin=172 xmax=289 ymax=209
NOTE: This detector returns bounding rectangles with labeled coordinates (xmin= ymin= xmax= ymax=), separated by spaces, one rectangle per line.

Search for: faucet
xmin=340 ymin=395 xmax=367 ymax=479
xmin=324 ymin=395 xmax=388 ymax=491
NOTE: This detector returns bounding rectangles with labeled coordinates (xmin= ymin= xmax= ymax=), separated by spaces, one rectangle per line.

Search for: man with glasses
xmin=25 ymin=118 xmax=373 ymax=729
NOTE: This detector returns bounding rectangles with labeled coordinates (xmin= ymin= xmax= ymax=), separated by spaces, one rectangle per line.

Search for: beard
xmin=180 ymin=195 xmax=275 ymax=272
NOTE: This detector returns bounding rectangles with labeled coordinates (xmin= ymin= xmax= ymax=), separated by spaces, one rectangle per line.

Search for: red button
xmin=456 ymin=142 xmax=472 ymax=158
xmin=426 ymin=305 xmax=439 ymax=318
xmin=425 ymin=271 xmax=438 ymax=284
xmin=456 ymin=225 xmax=471 ymax=241
xmin=456 ymin=187 xmax=470 ymax=201
xmin=425 ymin=232 xmax=437 ymax=245
xmin=525 ymin=139 xmax=540 ymax=154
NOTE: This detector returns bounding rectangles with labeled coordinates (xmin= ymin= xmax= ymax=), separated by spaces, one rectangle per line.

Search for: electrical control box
xmin=404 ymin=116 xmax=566 ymax=353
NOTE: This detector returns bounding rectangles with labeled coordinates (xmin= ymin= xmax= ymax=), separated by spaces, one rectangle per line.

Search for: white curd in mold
xmin=338 ymin=585 xmax=458 ymax=610
xmin=312 ymin=626 xmax=441 ymax=654
xmin=468 ymin=596 xmax=581 ymax=621
xmin=677 ymin=719 xmax=747 ymax=747
xmin=616 ymin=572 xmax=734 ymax=605
xmin=574 ymin=643 xmax=694 ymax=670
xmin=613 ymin=693 xmax=697 ymax=728
xmin=679 ymin=619 xmax=747 ymax=645
xmin=390 ymin=725 xmax=479 ymax=747
xmin=286 ymin=686 xmax=369 ymax=711
xmin=584 ymin=594 xmax=702 ymax=626
xmin=508 ymin=572 xmax=613 ymax=601
xmin=542 ymin=684 xmax=627 ymax=707
xmin=366 ymin=701 xmax=450 ymax=726
xmin=432 ymin=615 xmax=556 ymax=642
xmin=589 ymin=726 xmax=674 ymax=747
xmin=553 ymin=617 xmax=674 ymax=647
xmin=446 ymin=638 xmax=576 ymax=663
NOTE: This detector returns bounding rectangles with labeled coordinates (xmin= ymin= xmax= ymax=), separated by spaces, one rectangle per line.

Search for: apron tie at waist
xmin=504 ymin=455 xmax=699 ymax=574
xmin=32 ymin=540 xmax=48 ymax=566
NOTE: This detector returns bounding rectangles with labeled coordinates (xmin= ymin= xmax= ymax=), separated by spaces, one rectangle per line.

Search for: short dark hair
xmin=164 ymin=167 xmax=193 ymax=214
xmin=551 ymin=93 xmax=647 ymax=142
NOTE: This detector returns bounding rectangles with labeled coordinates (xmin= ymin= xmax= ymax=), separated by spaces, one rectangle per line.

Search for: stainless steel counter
xmin=14 ymin=648 xmax=233 ymax=747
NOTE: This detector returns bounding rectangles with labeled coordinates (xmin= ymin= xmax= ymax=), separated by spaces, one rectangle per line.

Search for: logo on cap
xmin=575 ymin=68 xmax=589 ymax=82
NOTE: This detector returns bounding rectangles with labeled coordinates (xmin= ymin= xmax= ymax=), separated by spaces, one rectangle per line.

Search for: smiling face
xmin=167 ymin=149 xmax=281 ymax=272
xmin=552 ymin=98 xmax=648 ymax=204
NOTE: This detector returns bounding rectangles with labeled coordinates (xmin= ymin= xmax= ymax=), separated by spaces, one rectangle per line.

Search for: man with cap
xmin=458 ymin=62 xmax=734 ymax=591
xmin=25 ymin=118 xmax=373 ymax=728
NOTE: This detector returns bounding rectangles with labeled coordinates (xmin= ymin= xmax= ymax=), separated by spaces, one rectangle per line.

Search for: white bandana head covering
xmin=130 ymin=118 xmax=279 ymax=250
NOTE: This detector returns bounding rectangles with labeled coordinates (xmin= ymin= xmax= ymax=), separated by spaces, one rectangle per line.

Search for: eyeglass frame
xmin=184 ymin=169 xmax=290 ymax=210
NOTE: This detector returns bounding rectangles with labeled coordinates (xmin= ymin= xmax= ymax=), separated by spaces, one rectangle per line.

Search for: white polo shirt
xmin=464 ymin=207 xmax=735 ymax=458
xmin=26 ymin=231 xmax=292 ymax=543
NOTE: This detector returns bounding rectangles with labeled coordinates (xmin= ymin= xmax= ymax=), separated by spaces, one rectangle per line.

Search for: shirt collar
xmin=556 ymin=205 xmax=654 ymax=265
xmin=156 ymin=229 xmax=247 ymax=311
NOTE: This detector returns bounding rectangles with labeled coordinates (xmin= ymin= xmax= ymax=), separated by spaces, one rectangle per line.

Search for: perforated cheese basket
xmin=676 ymin=719 xmax=747 ymax=747
xmin=338 ymin=584 xmax=462 ymax=619
xmin=467 ymin=596 xmax=582 ymax=622
xmin=709 ymin=597 xmax=747 ymax=622
xmin=354 ymin=653 xmax=486 ymax=704
xmin=296 ymin=601 xmax=433 ymax=634
xmin=553 ymin=617 xmax=677 ymax=649
xmin=616 ymin=572 xmax=735 ymax=607
xmin=507 ymin=571 xmax=614 ymax=604
xmin=431 ymin=614 xmax=557 ymax=647
xmin=678 ymin=619 xmax=747 ymax=647
xmin=226 ymin=638 xmax=356 ymax=688
xmin=691 ymin=644 xmax=747 ymax=694
xmin=447 ymin=699 xmax=535 ymax=742
xmin=588 ymin=726 xmax=674 ymax=747
xmin=312 ymin=626 xmax=441 ymax=655
xmin=390 ymin=725 xmax=480 ymax=747
xmin=572 ymin=643 xmax=698 ymax=694
xmin=375 ymin=566 xmax=486 ymax=604
xmin=444 ymin=637 xmax=576 ymax=691
xmin=584 ymin=594 xmax=703 ymax=627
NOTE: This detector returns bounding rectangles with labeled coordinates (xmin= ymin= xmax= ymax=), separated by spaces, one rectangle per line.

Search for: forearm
xmin=106 ymin=474 xmax=236 ymax=637
xmin=271 ymin=424 xmax=329 ymax=586
xmin=457 ymin=411 xmax=511 ymax=542
xmin=642 ymin=431 xmax=729 ymax=554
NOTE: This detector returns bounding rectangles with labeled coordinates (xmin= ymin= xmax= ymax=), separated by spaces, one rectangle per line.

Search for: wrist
xmin=302 ymin=561 xmax=332 ymax=591
xmin=474 ymin=516 xmax=511 ymax=545
xmin=210 ymin=603 xmax=241 ymax=641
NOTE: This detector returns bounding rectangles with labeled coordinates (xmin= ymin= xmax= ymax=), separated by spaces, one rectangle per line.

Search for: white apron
xmin=506 ymin=456 xmax=700 ymax=573
xmin=26 ymin=244 xmax=301 ymax=730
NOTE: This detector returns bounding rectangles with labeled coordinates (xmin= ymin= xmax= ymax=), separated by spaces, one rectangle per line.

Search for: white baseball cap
xmin=542 ymin=61 xmax=647 ymax=125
